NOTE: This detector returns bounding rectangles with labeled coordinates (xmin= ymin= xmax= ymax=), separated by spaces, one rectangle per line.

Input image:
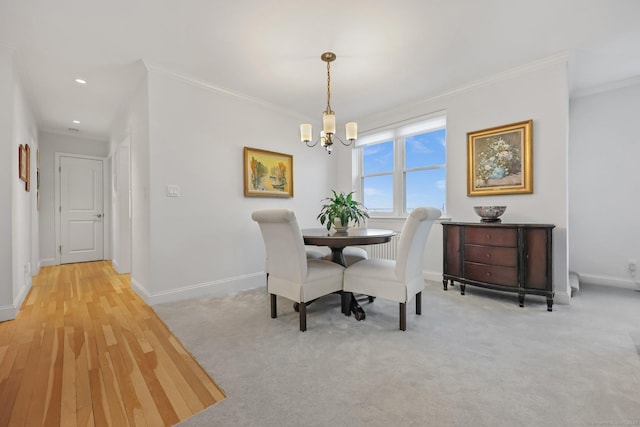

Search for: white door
xmin=60 ymin=156 xmax=104 ymax=264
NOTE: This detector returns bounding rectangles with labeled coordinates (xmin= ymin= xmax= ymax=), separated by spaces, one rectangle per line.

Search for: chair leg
xmin=299 ymin=302 xmax=307 ymax=332
xmin=270 ymin=294 xmax=277 ymax=318
xmin=341 ymin=291 xmax=351 ymax=316
xmin=399 ymin=302 xmax=406 ymax=331
xmin=416 ymin=292 xmax=422 ymax=315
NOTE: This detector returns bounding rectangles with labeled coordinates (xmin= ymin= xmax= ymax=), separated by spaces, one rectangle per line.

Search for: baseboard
xmin=577 ymin=273 xmax=639 ymax=290
xmin=131 ymin=277 xmax=152 ymax=304
xmin=423 ymin=270 xmax=442 ymax=284
xmin=0 ymin=304 xmax=16 ymax=322
xmin=133 ymin=272 xmax=267 ymax=306
xmin=13 ymin=282 xmax=31 ymax=312
xmin=39 ymin=257 xmax=57 ymax=267
xmin=0 ymin=280 xmax=33 ymax=322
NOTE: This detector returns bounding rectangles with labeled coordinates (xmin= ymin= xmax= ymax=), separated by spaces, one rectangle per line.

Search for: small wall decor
xmin=19 ymin=144 xmax=31 ymax=191
xmin=467 ymin=120 xmax=533 ymax=196
xmin=18 ymin=144 xmax=27 ymax=182
xmin=37 ymin=149 xmax=41 ymax=209
xmin=243 ymin=147 xmax=293 ymax=198
xmin=24 ymin=144 xmax=31 ymax=192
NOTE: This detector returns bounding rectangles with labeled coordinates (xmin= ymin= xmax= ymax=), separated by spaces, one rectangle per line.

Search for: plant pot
xmin=333 ymin=218 xmax=349 ymax=233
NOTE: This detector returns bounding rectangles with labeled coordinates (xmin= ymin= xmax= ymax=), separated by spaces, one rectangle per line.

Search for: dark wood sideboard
xmin=442 ymin=222 xmax=555 ymax=311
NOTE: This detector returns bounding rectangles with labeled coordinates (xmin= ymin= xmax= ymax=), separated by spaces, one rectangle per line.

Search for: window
xmin=356 ymin=114 xmax=446 ymax=216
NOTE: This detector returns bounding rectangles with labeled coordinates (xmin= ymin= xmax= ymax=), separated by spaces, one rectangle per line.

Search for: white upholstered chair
xmin=252 ymin=209 xmax=345 ymax=331
xmin=343 ymin=207 xmax=441 ymax=330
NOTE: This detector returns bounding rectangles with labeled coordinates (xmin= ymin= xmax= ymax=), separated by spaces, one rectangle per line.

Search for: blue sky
xmin=363 ymin=129 xmax=446 ymax=213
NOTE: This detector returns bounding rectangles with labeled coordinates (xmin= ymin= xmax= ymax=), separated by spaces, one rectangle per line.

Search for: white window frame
xmin=354 ymin=113 xmax=446 ymax=218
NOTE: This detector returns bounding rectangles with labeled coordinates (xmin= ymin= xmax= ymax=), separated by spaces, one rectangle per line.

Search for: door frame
xmin=54 ymin=152 xmax=109 ymax=265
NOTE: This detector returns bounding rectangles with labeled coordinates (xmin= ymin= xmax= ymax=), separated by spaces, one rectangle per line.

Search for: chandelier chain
xmin=326 ymin=60 xmax=333 ymax=114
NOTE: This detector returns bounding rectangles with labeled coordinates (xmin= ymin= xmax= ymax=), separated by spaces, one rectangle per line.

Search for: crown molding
xmin=362 ymin=51 xmax=571 ymax=124
xmin=570 ymin=74 xmax=640 ymax=99
xmin=143 ymin=61 xmax=309 ymax=122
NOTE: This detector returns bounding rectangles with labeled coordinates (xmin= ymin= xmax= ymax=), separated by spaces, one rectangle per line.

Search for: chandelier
xmin=300 ymin=52 xmax=357 ymax=154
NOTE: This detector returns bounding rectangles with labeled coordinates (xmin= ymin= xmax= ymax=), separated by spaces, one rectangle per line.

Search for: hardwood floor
xmin=0 ymin=261 xmax=225 ymax=427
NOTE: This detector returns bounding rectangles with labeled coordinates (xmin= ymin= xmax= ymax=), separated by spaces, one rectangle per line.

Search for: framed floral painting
xmin=243 ymin=147 xmax=293 ymax=198
xmin=467 ymin=120 xmax=533 ymax=196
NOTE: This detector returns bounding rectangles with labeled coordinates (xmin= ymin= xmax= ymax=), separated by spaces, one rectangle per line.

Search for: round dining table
xmin=302 ymin=227 xmax=396 ymax=320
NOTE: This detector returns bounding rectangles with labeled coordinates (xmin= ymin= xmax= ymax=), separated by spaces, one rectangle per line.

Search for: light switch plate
xmin=167 ymin=185 xmax=181 ymax=197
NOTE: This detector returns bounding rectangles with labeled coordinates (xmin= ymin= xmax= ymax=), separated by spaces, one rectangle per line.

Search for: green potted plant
xmin=317 ymin=190 xmax=369 ymax=232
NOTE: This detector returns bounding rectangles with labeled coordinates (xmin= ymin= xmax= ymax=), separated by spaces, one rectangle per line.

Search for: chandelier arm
xmin=305 ymin=138 xmax=321 ymax=148
xmin=333 ymin=135 xmax=354 ymax=147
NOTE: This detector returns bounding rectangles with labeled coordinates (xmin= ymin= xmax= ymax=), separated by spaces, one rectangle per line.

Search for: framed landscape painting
xmin=467 ymin=120 xmax=533 ymax=196
xmin=243 ymin=147 xmax=293 ymax=198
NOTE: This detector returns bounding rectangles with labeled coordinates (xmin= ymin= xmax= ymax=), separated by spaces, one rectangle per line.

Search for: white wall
xmin=1 ymin=47 xmax=37 ymax=321
xmin=111 ymin=137 xmax=131 ymax=274
xmin=569 ymin=79 xmax=640 ymax=289
xmin=0 ymin=49 xmax=14 ymax=320
xmin=119 ymin=68 xmax=337 ymax=304
xmin=344 ymin=56 xmax=571 ymax=303
xmin=38 ymin=131 xmax=109 ymax=266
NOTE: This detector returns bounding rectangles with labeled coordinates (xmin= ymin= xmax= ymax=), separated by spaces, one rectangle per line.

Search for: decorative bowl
xmin=473 ymin=206 xmax=506 ymax=223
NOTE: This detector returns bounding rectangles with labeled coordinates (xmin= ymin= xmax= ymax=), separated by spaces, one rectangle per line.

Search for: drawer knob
xmin=485 ymin=234 xmax=491 ymax=240
xmin=486 ymin=272 xmax=492 ymax=277
xmin=485 ymin=253 xmax=491 ymax=258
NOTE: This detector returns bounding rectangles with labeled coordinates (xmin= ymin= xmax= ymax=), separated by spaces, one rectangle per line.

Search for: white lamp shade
xmin=346 ymin=122 xmax=357 ymax=141
xmin=322 ymin=112 xmax=336 ymax=134
xmin=300 ymin=124 xmax=312 ymax=142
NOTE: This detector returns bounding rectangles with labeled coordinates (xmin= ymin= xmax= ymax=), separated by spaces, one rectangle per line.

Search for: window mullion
xmin=394 ymin=136 xmax=405 ymax=216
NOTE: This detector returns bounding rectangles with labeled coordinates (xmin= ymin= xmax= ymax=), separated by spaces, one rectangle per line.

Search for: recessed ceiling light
xmin=75 ymin=78 xmax=86 ymax=84
xmin=72 ymin=120 xmax=80 ymax=124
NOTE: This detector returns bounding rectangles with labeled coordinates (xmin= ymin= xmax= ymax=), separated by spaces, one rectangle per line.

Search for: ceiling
xmin=1 ymin=0 xmax=639 ymax=140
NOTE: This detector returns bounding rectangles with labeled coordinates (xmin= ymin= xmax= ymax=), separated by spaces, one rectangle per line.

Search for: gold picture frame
xmin=25 ymin=144 xmax=31 ymax=192
xmin=243 ymin=147 xmax=293 ymax=198
xmin=467 ymin=120 xmax=533 ymax=196
xmin=18 ymin=144 xmax=27 ymax=182
xmin=19 ymin=144 xmax=31 ymax=191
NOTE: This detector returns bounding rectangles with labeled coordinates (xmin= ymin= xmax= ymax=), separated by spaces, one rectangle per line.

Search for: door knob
xmin=95 ymin=213 xmax=103 ymax=218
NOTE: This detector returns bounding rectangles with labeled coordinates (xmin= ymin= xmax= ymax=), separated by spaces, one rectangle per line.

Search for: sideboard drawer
xmin=464 ymin=262 xmax=518 ymax=287
xmin=464 ymin=245 xmax=517 ymax=267
xmin=465 ymin=227 xmax=516 ymax=247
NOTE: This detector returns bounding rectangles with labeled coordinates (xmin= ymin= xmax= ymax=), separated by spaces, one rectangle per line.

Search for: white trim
xmin=131 ymin=277 xmax=152 ymax=304
xmin=0 ymin=305 xmax=16 ymax=322
xmin=364 ymin=52 xmax=570 ymax=125
xmin=577 ymin=273 xmax=640 ymax=291
xmin=12 ymin=282 xmax=31 ymax=313
xmin=54 ymin=152 xmax=108 ymax=265
xmin=571 ymin=74 xmax=640 ymax=99
xmin=145 ymin=61 xmax=310 ymax=122
xmin=357 ymin=110 xmax=447 ymax=145
xmin=133 ymin=272 xmax=267 ymax=306
xmin=39 ymin=257 xmax=57 ymax=267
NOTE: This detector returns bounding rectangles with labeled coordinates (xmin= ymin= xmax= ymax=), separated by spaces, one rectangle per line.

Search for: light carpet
xmin=153 ymin=282 xmax=640 ymax=427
